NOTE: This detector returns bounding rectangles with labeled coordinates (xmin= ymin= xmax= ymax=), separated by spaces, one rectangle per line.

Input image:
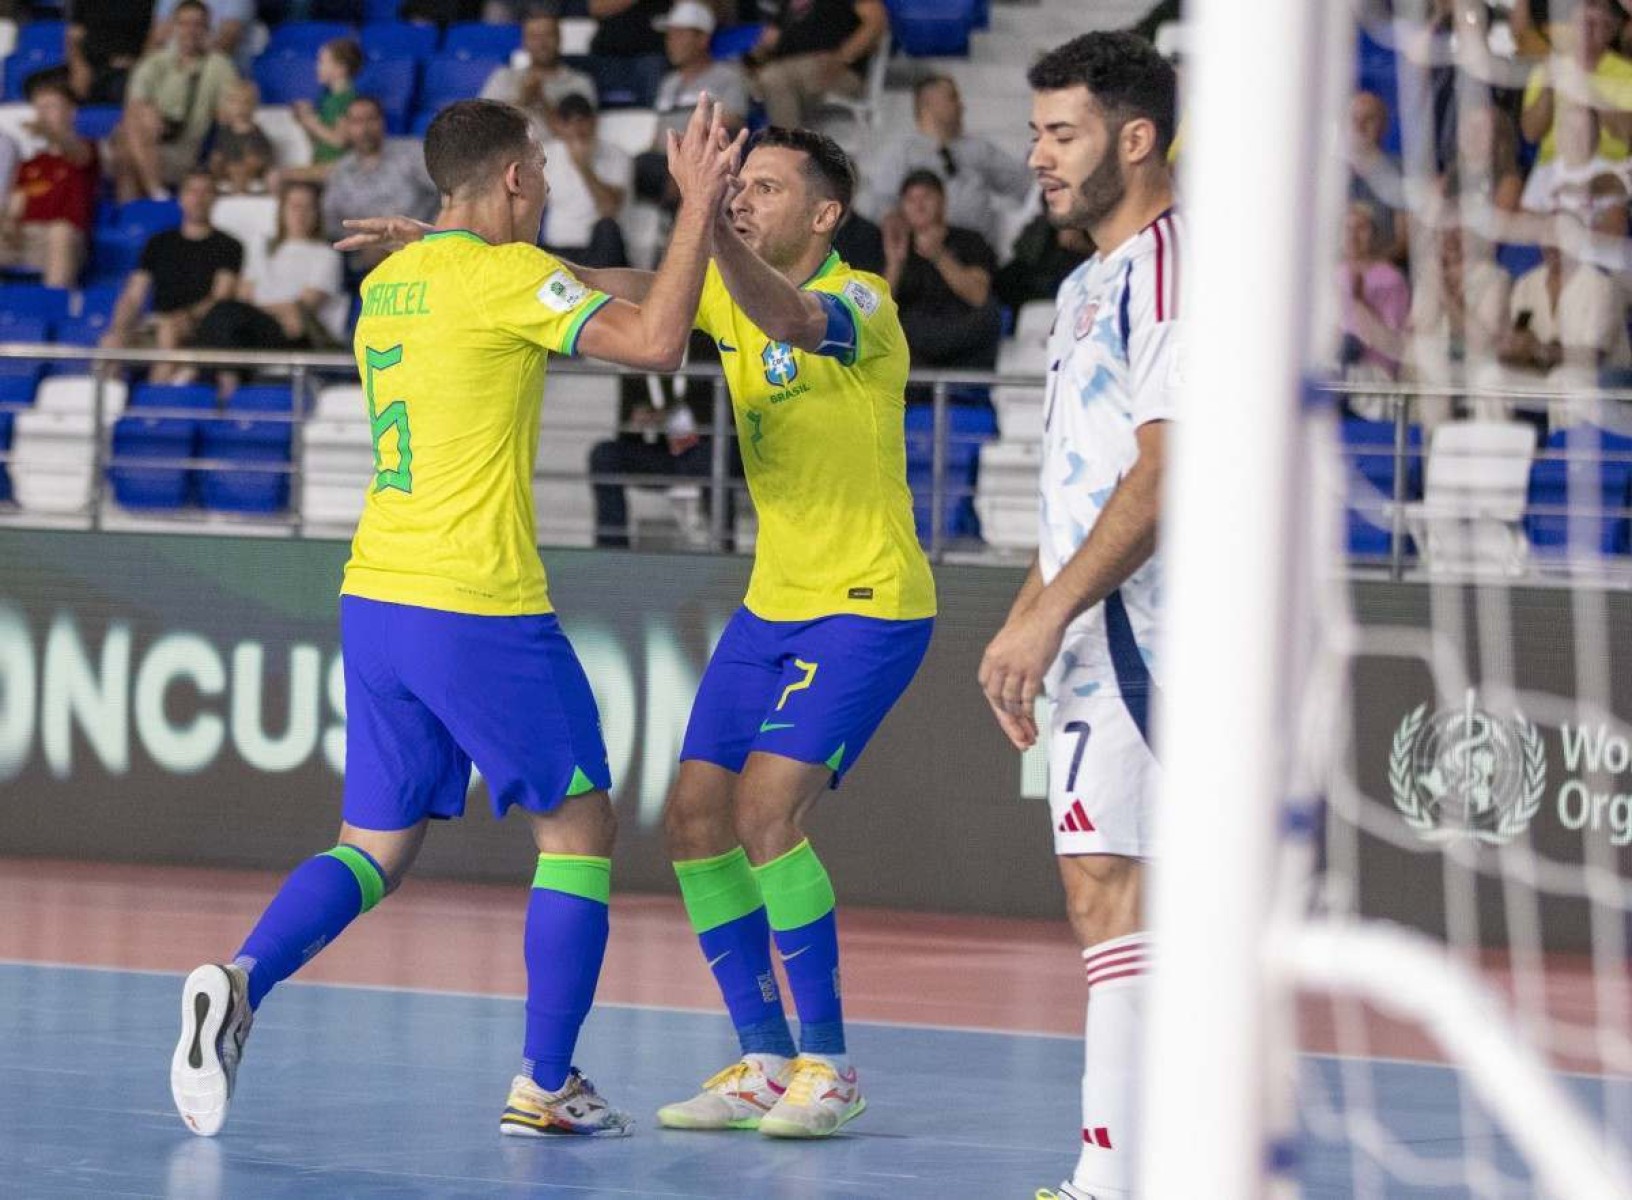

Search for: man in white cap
xmin=636 ymin=1 xmax=751 ymax=206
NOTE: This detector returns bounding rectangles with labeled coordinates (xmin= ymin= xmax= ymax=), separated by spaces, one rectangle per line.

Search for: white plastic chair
xmin=597 ymin=108 xmax=658 ymax=157
xmin=559 ymin=18 xmax=597 ymax=56
xmin=1404 ymin=420 xmax=1536 ymax=575
xmin=257 ymin=106 xmax=313 ymax=169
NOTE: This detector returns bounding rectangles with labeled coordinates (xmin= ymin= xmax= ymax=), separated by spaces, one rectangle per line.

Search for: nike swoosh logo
xmin=718 ymin=339 xmax=737 ymax=352
xmin=779 ymin=946 xmax=810 ymax=963
xmin=758 ymin=720 xmax=795 ymax=733
xmin=706 ymin=951 xmax=731 ymax=968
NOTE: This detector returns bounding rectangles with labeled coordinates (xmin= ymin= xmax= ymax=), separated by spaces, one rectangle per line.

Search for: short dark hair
xmin=424 ymin=99 xmax=534 ymax=197
xmin=748 ymin=126 xmax=855 ymax=218
xmin=912 ymin=73 xmax=955 ymax=111
xmin=347 ymin=94 xmax=385 ymax=120
xmin=1028 ymin=31 xmax=1177 ymax=155
xmin=25 ymin=77 xmax=74 ymax=106
xmin=324 ymin=37 xmax=364 ymax=77
xmin=555 ymin=93 xmax=596 ymax=121
xmin=900 ymin=168 xmax=943 ymax=197
xmin=173 ymin=0 xmax=210 ymax=18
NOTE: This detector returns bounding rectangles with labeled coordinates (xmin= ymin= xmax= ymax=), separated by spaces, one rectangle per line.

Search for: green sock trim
xmin=566 ymin=766 xmax=597 ymax=797
xmin=323 ymin=845 xmax=386 ymax=914
xmin=674 ymin=846 xmax=764 ymax=934
xmin=750 ymin=839 xmax=836 ymax=932
xmin=532 ymin=853 xmax=611 ymax=904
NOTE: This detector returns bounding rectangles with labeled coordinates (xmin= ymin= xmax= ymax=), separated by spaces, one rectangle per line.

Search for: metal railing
xmin=0 ymin=343 xmax=1044 ymax=562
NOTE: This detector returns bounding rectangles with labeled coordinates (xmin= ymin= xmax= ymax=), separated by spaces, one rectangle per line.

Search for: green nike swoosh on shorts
xmin=758 ymin=720 xmax=796 ymax=733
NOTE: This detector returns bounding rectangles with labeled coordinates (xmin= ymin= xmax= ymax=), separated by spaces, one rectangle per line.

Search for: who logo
xmin=1389 ymin=689 xmax=1546 ymax=844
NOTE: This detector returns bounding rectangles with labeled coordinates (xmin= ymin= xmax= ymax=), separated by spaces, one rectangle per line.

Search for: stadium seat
xmin=12 ymin=405 xmax=95 ymax=513
xmin=73 ymin=105 xmax=121 ymax=143
xmin=75 ymin=283 xmax=124 ymax=321
xmin=363 ymin=0 xmax=402 ymax=21
xmin=419 ymin=54 xmax=503 ymax=114
xmin=36 ymin=373 xmax=125 ymax=418
xmin=3 ymin=20 xmax=66 ymax=102
xmin=710 ymin=22 xmax=761 ymax=60
xmin=559 ymin=17 xmax=596 ymax=55
xmin=302 ymin=385 xmax=371 ymax=530
xmin=0 ymin=284 xmax=72 ymax=324
xmin=229 ymin=384 xmax=296 ymax=414
xmin=109 ymin=384 xmax=216 ymax=509
xmin=905 ymin=400 xmax=996 ymax=542
xmin=254 ymin=53 xmax=321 ymax=105
xmin=92 ymin=198 xmax=182 ymax=276
xmin=198 ymin=414 xmax=292 ymax=513
xmin=0 ymin=102 xmax=39 ymax=156
xmin=356 ymin=58 xmax=417 ymax=133
xmin=887 ymin=0 xmax=973 ymax=57
xmin=597 ymin=108 xmax=658 ymax=156
xmin=1526 ymin=425 xmax=1632 ymax=556
xmin=211 ymin=194 xmax=279 ymax=267
xmin=361 ymin=21 xmax=438 ymax=63
xmin=1343 ymin=417 xmax=1422 ymax=559
xmin=1496 ymin=243 xmax=1545 ymax=279
xmin=257 ymin=106 xmax=314 ymax=169
xmin=583 ymin=53 xmax=664 ymax=108
xmin=264 ymin=21 xmax=355 ymax=59
xmin=1405 ymin=420 xmax=1536 ymax=574
xmin=443 ymin=22 xmax=522 ymax=60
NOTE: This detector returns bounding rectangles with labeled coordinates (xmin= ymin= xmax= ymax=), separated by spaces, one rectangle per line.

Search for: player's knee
xmin=732 ymin=793 xmax=798 ymax=862
xmin=662 ymin=789 xmax=727 ymax=858
xmin=1060 ymin=856 xmax=1141 ymax=947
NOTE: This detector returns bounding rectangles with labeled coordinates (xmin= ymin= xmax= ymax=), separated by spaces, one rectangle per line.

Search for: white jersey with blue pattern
xmin=1040 ymin=209 xmax=1181 ymax=704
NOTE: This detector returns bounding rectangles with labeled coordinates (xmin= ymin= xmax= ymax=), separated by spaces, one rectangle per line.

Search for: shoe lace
xmin=701 ymin=1060 xmax=754 ymax=1093
xmin=782 ymin=1058 xmax=836 ymax=1106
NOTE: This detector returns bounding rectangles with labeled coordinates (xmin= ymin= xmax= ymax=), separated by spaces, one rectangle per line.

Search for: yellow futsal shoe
xmin=499 ymin=1069 xmax=633 ymax=1138
xmin=657 ymin=1054 xmax=792 ymax=1131
xmin=757 ymin=1054 xmax=866 ymax=1138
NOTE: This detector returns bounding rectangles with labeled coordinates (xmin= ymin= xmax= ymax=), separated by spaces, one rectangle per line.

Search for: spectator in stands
xmin=884 ymin=169 xmax=1003 ymax=383
xmin=1521 ymin=103 xmax=1630 ymax=233
xmin=101 ymin=170 xmax=243 ymax=384
xmin=993 ymin=203 xmax=1092 ymax=312
xmin=634 ymin=2 xmax=748 ymax=206
xmin=1337 ymin=199 xmax=1412 ymax=399
xmin=189 ymin=181 xmax=346 ymax=393
xmin=112 ymin=0 xmax=240 ymax=203
xmin=1405 ymin=226 xmax=1512 ymax=424
xmin=1519 ymin=0 xmax=1632 ymax=163
xmin=834 ymin=210 xmax=884 ymax=273
xmin=860 ymin=76 xmax=1033 ymax=247
xmin=293 ymin=38 xmax=363 ymax=171
xmin=1348 ymin=90 xmax=1409 ymax=264
xmin=321 ymin=96 xmax=439 ymax=271
xmin=540 ymin=93 xmax=632 ymax=267
xmin=148 ymin=0 xmax=255 ymax=74
xmin=1499 ymin=218 xmax=1632 ymax=381
xmin=745 ymin=0 xmax=888 ymax=130
xmin=1439 ymin=100 xmax=1524 ymax=215
xmin=480 ymin=10 xmax=597 ymax=131
xmin=587 ymin=0 xmax=672 ymax=105
xmin=0 ymin=81 xmax=97 ymax=289
xmin=206 ymin=79 xmax=273 ymax=194
xmin=65 ymin=1 xmax=156 ymax=105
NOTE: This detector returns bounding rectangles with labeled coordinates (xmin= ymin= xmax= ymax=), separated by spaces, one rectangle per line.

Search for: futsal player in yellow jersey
xmin=169 ymin=96 xmax=745 ymax=1140
xmin=337 ymin=127 xmax=935 ymax=1139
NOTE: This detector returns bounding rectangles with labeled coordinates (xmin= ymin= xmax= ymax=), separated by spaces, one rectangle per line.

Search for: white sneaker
xmin=170 ymin=963 xmax=254 ymax=1137
xmin=499 ymin=1069 xmax=634 ymax=1138
xmin=1035 ymin=1184 xmax=1097 ymax=1199
xmin=757 ymin=1054 xmax=865 ymax=1139
xmin=656 ymin=1054 xmax=791 ymax=1131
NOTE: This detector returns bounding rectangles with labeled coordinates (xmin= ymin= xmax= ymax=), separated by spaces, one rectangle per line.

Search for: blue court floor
xmin=1 ymin=962 xmax=1625 ymax=1199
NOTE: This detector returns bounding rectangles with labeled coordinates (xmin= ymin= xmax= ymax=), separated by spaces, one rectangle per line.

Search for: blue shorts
xmin=340 ymin=596 xmax=612 ymax=831
xmin=680 ymin=608 xmax=934 ymax=785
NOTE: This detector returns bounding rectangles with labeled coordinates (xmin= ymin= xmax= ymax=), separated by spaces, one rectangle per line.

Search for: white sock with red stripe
xmin=1071 ymin=932 xmax=1150 ymax=1199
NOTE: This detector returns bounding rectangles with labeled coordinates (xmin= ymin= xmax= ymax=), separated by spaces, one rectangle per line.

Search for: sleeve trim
xmin=562 ymin=293 xmax=613 ymax=357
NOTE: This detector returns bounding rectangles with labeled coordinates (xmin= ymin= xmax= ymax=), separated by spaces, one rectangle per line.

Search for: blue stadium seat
xmin=74 ymin=105 xmax=121 ymax=143
xmin=254 ymin=53 xmax=321 ymax=105
xmin=198 ymin=415 xmax=292 ymax=512
xmin=356 ymin=58 xmax=417 ymax=134
xmin=92 ymin=198 xmax=182 ymax=276
xmin=76 ymin=283 xmax=125 ymax=321
xmin=264 ymin=21 xmax=355 ymax=59
xmin=710 ymin=23 xmax=762 ymax=60
xmin=0 ymin=284 xmax=72 ymax=324
xmin=443 ymin=22 xmax=522 ymax=60
xmin=905 ymin=400 xmax=996 ymax=541
xmin=887 ymin=0 xmax=973 ymax=57
xmin=1526 ymin=425 xmax=1632 ymax=555
xmin=361 ymin=21 xmax=439 ymax=62
xmin=419 ymin=54 xmax=503 ymax=113
xmin=582 ymin=53 xmax=664 ymax=108
xmin=1497 ymin=243 xmax=1545 ymax=279
xmin=53 ymin=315 xmax=110 ymax=349
xmin=3 ymin=20 xmax=67 ymax=101
xmin=1355 ymin=27 xmax=1402 ymax=155
xmin=363 ymin=0 xmax=402 ymax=21
xmin=227 ymin=384 xmax=296 ymax=413
xmin=130 ymin=383 xmax=216 ymax=412
xmin=109 ymin=384 xmax=217 ymax=508
xmin=1342 ymin=418 xmax=1421 ymax=558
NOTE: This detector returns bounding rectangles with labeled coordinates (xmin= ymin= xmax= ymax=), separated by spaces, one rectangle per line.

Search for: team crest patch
xmin=1075 ymin=301 xmax=1099 ymax=340
xmin=841 ymin=279 xmax=879 ymax=318
xmin=537 ymin=270 xmax=589 ymax=313
xmin=762 ymin=340 xmax=798 ymax=387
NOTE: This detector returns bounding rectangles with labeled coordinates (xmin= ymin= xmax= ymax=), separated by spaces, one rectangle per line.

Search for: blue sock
xmin=753 ymin=840 xmax=845 ymax=1057
xmin=523 ymin=855 xmax=612 ymax=1092
xmin=675 ymin=847 xmax=796 ymax=1060
xmin=234 ymin=844 xmax=386 ymax=1010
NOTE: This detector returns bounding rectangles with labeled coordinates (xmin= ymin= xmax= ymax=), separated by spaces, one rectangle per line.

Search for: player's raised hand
xmin=667 ymin=94 xmax=747 ymax=209
xmin=334 ymin=216 xmax=433 ymax=253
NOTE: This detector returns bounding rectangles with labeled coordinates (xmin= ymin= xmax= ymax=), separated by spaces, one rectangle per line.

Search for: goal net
xmin=1144 ymin=1 xmax=1632 ymax=1198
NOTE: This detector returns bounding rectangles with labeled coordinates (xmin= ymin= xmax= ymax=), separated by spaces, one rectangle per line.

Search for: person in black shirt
xmin=746 ymin=0 xmax=887 ymax=128
xmin=586 ymin=0 xmax=670 ymax=107
xmin=36 ymin=0 xmax=157 ymax=106
xmin=883 ymin=168 xmax=1002 ymax=381
xmin=101 ymin=170 xmax=244 ymax=383
xmin=993 ymin=203 xmax=1093 ymax=311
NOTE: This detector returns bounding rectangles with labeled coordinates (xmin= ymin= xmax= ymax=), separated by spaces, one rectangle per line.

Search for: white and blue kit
xmin=1041 ymin=209 xmax=1182 ymax=857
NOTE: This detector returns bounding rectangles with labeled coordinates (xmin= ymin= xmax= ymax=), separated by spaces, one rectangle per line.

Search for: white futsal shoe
xmin=757 ymin=1054 xmax=866 ymax=1138
xmin=500 ymin=1069 xmax=634 ymax=1137
xmin=171 ymin=963 xmax=254 ymax=1137
xmin=656 ymin=1053 xmax=792 ymax=1131
xmin=1035 ymin=1183 xmax=1097 ymax=1199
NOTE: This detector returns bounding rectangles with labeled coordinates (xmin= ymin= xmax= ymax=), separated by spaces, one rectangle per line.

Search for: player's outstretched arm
xmin=709 ymin=215 xmax=832 ymax=352
xmin=575 ymin=96 xmax=746 ymax=371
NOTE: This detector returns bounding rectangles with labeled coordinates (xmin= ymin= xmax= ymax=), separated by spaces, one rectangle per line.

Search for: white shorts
xmin=1047 ymin=689 xmax=1159 ymax=857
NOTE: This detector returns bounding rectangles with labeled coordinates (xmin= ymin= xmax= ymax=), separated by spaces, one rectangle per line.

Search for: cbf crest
xmin=1389 ymin=690 xmax=1545 ymax=844
xmin=762 ymin=341 xmax=798 ymax=387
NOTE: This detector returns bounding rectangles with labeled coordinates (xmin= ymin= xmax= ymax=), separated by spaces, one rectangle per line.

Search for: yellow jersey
xmin=694 ymin=251 xmax=937 ymax=622
xmin=1524 ymin=51 xmax=1632 ymax=162
xmin=341 ymin=229 xmax=610 ymax=615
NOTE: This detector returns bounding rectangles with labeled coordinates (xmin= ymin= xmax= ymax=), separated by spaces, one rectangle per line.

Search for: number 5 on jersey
xmin=365 ymin=344 xmax=412 ymax=494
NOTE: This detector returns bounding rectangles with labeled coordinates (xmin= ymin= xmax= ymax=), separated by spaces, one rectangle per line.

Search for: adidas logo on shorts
xmin=1057 ymin=799 xmax=1095 ymax=834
